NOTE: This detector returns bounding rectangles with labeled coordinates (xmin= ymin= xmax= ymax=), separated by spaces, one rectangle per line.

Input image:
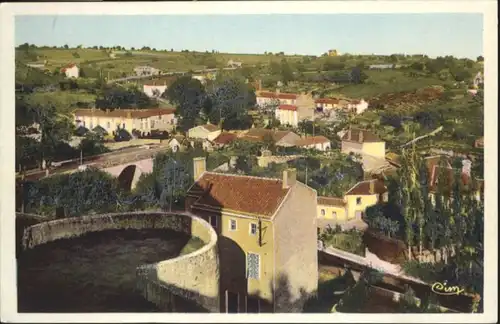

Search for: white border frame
xmin=1 ymin=1 xmax=497 ymax=323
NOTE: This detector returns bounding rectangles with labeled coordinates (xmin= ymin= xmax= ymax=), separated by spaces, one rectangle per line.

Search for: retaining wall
xmin=21 ymin=211 xmax=220 ymax=312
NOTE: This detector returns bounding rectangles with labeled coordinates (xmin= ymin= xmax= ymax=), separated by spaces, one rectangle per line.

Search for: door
xmin=246 ymin=296 xmax=260 ymax=313
xmin=226 ymin=291 xmax=239 ymax=313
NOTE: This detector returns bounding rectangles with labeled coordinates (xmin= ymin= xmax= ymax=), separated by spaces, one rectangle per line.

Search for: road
xmin=108 ymin=66 xmax=244 ymax=83
xmin=18 ymin=144 xmax=169 ymax=182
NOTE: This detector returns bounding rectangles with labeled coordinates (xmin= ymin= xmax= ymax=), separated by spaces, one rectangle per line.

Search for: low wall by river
xmin=21 ymin=211 xmax=220 ymax=312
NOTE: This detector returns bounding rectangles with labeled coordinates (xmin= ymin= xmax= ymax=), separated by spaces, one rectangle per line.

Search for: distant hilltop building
xmin=227 ymin=59 xmax=243 ymax=68
xmin=328 ymin=49 xmax=340 ymax=57
xmin=134 ymin=65 xmax=160 ymax=76
xmin=60 ymin=63 xmax=79 ymax=79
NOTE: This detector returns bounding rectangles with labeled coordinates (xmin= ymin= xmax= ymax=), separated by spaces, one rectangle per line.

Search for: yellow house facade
xmin=73 ymin=108 xmax=176 ymax=135
xmin=317 ymin=179 xmax=387 ymax=229
xmin=341 ymin=128 xmax=386 ymax=159
xmin=185 ymin=159 xmax=318 ymax=313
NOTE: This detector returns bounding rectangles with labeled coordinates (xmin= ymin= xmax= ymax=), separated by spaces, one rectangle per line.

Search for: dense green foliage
xmin=319 ymin=225 xmax=365 ymax=256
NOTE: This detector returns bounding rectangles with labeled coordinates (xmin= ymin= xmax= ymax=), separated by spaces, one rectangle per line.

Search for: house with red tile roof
xmin=60 ymin=63 xmax=79 ymax=78
xmin=274 ymin=93 xmax=316 ymax=127
xmin=212 ymin=132 xmax=238 ymax=149
xmin=341 ymin=128 xmax=386 ymax=159
xmin=314 ymin=98 xmax=340 ymax=111
xmin=256 ymin=90 xmax=298 ymax=108
xmin=185 ymin=158 xmax=318 ymax=313
xmin=73 ymin=108 xmax=176 ymax=135
xmin=238 ymin=128 xmax=301 ymax=147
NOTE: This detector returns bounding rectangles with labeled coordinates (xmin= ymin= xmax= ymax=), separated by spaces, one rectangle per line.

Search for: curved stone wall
xmin=21 ymin=211 xmax=220 ymax=312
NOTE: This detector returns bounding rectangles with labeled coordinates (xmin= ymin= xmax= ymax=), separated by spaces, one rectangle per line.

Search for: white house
xmin=60 ymin=64 xmax=79 ymax=79
xmin=227 ymin=60 xmax=243 ymax=68
xmin=143 ymin=84 xmax=167 ymax=98
xmin=187 ymin=122 xmax=221 ymax=141
xmin=134 ymin=66 xmax=160 ymax=76
xmin=296 ymin=136 xmax=331 ymax=151
xmin=346 ymin=99 xmax=369 ymax=114
xmin=315 ymin=98 xmax=340 ymax=111
xmin=256 ymin=90 xmax=298 ymax=108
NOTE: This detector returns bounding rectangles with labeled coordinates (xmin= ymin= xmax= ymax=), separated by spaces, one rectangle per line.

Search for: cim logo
xmin=431 ymin=281 xmax=465 ymax=296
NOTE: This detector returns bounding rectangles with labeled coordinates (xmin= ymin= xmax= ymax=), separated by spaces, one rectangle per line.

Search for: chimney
xmin=193 ymin=157 xmax=206 ymax=181
xmin=369 ymin=180 xmax=375 ymax=194
xmin=276 ymin=88 xmax=280 ymax=94
xmin=462 ymin=159 xmax=472 ymax=177
xmin=282 ymin=168 xmax=297 ymax=189
xmin=358 ymin=131 xmax=364 ymax=143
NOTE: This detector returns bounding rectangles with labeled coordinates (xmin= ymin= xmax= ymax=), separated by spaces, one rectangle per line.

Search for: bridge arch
xmin=103 ymin=158 xmax=154 ymax=191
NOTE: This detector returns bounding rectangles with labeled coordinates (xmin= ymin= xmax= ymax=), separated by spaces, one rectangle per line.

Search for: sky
xmin=15 ymin=14 xmax=483 ymax=59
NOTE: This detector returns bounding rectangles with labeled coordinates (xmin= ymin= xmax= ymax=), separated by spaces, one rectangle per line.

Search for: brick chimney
xmin=358 ymin=131 xmax=364 ymax=143
xmin=282 ymin=168 xmax=297 ymax=189
xmin=276 ymin=88 xmax=280 ymax=94
xmin=369 ymin=180 xmax=375 ymax=194
xmin=193 ymin=157 xmax=206 ymax=181
xmin=462 ymin=159 xmax=472 ymax=177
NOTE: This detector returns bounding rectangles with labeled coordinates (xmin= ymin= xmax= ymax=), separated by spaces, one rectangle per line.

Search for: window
xmin=209 ymin=216 xmax=217 ymax=228
xmin=332 ymin=211 xmax=337 ymax=219
xmin=250 ymin=223 xmax=257 ymax=235
xmin=321 ymin=209 xmax=325 ymax=216
xmin=356 ymin=197 xmax=362 ymax=205
xmin=122 ymin=123 xmax=126 ymax=129
xmin=229 ymin=219 xmax=237 ymax=231
xmin=89 ymin=122 xmax=93 ymax=129
xmin=106 ymin=121 xmax=111 ymax=129
xmin=247 ymin=253 xmax=260 ymax=279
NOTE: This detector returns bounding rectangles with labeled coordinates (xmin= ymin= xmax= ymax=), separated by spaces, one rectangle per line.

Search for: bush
xmin=320 ymin=225 xmax=365 ymax=256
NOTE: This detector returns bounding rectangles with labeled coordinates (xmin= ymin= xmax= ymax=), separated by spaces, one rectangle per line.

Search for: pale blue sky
xmin=15 ymin=14 xmax=483 ymax=58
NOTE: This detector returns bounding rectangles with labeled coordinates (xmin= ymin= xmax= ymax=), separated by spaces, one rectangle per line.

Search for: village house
xmin=212 ymin=132 xmax=238 ymax=149
xmin=187 ymin=122 xmax=222 ymax=141
xmin=316 ymin=179 xmax=387 ymax=230
xmin=239 ymin=128 xmax=301 ymax=147
xmin=143 ymin=83 xmax=168 ymax=98
xmin=314 ymin=98 xmax=340 ymax=112
xmin=192 ymin=75 xmax=208 ymax=84
xmin=134 ymin=65 xmax=161 ymax=76
xmin=295 ymin=136 xmax=331 ymax=151
xmin=26 ymin=63 xmax=46 ymax=70
xmin=274 ymin=93 xmax=316 ymax=127
xmin=60 ymin=63 xmax=79 ymax=79
xmin=256 ymin=90 xmax=298 ymax=108
xmin=346 ymin=99 xmax=369 ymax=114
xmin=227 ymin=59 xmax=243 ymax=68
xmin=425 ymin=155 xmax=483 ymax=203
xmin=341 ymin=128 xmax=386 ymax=159
xmin=73 ymin=108 xmax=177 ymax=135
xmin=185 ymin=158 xmax=318 ymax=313
xmin=168 ymin=135 xmax=189 ymax=153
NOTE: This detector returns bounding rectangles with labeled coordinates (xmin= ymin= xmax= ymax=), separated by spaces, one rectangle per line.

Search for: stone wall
xmin=21 ymin=211 xmax=220 ymax=312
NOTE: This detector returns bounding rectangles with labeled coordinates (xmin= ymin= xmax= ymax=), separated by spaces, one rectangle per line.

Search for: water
xmin=17 ymin=229 xmax=191 ymax=313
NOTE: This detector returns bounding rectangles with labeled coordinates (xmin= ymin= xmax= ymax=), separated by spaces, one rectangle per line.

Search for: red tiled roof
xmin=258 ymin=91 xmax=298 ymax=100
xmin=278 ymin=104 xmax=298 ymax=111
xmin=187 ymin=172 xmax=291 ymax=218
xmin=296 ymin=135 xmax=330 ymax=147
xmin=60 ymin=63 xmax=77 ymax=72
xmin=73 ymin=108 xmax=175 ymax=119
xmin=240 ymin=128 xmax=297 ymax=143
xmin=342 ymin=128 xmax=381 ymax=143
xmin=317 ymin=196 xmax=346 ymax=207
xmin=213 ymin=132 xmax=238 ymax=145
xmin=315 ymin=98 xmax=340 ymax=104
xmin=345 ymin=179 xmax=387 ymax=196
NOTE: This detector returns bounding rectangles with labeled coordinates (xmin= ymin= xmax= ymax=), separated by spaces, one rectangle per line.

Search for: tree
xmin=95 ymin=85 xmax=157 ymax=109
xmin=63 ymin=44 xmax=69 ymax=49
xmin=163 ymin=76 xmax=208 ymax=131
xmin=207 ymin=76 xmax=256 ymax=130
xmin=476 ymin=56 xmax=484 ymax=62
xmin=280 ymin=59 xmax=295 ymax=84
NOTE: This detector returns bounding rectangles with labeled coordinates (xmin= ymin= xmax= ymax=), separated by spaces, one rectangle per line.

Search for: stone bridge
xmin=102 ymin=158 xmax=154 ymax=191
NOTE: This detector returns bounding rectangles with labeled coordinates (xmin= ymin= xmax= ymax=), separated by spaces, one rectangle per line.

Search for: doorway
xmin=246 ymin=296 xmax=260 ymax=313
xmin=226 ymin=291 xmax=239 ymax=313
